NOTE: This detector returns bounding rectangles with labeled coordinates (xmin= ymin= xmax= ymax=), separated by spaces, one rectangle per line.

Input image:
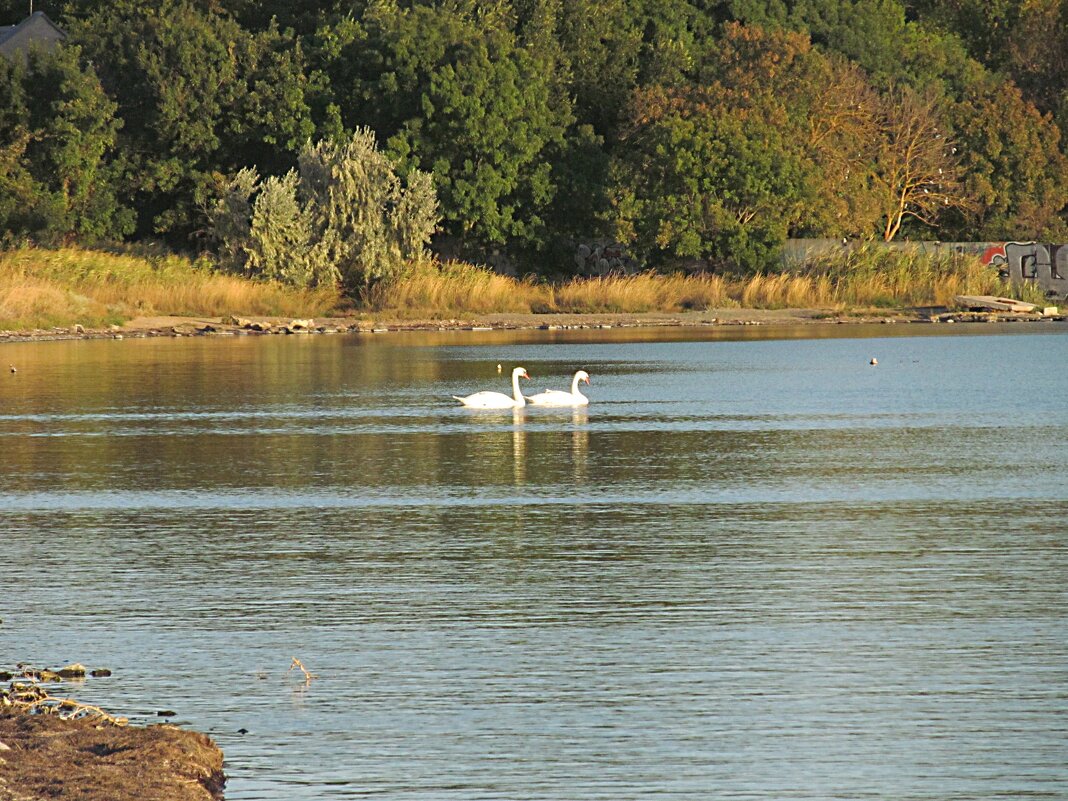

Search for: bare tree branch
xmin=871 ymin=85 xmax=972 ymax=241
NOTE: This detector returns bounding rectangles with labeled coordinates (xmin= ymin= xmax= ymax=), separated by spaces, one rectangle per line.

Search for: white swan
xmin=526 ymin=370 xmax=591 ymax=406
xmin=454 ymin=366 xmax=530 ymax=408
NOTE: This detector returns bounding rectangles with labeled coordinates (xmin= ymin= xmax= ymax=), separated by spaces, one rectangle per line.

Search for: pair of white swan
xmin=453 ymin=367 xmax=591 ymax=408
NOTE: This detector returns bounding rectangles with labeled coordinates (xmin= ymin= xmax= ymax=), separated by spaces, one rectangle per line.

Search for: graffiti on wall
xmin=784 ymin=239 xmax=1068 ymax=298
xmin=966 ymin=242 xmax=1068 ymax=298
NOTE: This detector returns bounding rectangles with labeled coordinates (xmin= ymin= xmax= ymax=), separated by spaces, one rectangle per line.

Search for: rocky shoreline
xmin=1 ymin=667 xmax=224 ymax=801
xmin=1 ymin=306 xmax=1065 ymax=344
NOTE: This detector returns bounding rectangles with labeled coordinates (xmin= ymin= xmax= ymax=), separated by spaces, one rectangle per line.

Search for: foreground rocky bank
xmin=1 ymin=667 xmax=224 ymax=801
xmin=0 ymin=713 xmax=224 ymax=801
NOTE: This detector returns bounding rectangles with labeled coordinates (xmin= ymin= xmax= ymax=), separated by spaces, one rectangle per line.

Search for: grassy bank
xmin=0 ymin=247 xmax=341 ymax=330
xmin=370 ymin=246 xmax=1040 ymax=316
xmin=0 ymin=245 xmax=1042 ymax=330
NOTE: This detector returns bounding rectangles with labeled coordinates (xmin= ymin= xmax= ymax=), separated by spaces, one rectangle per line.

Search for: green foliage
xmin=547 ymin=0 xmax=644 ymax=139
xmin=315 ymin=1 xmax=570 ymax=253
xmin=300 ymin=130 xmax=439 ymax=291
xmin=5 ymin=0 xmax=1068 ymax=269
xmin=723 ymin=0 xmax=984 ymax=95
xmin=202 ymin=167 xmax=256 ymax=270
xmin=910 ymin=0 xmax=1068 ymax=123
xmin=543 ymin=123 xmax=612 ymax=244
xmin=246 ymin=170 xmax=316 ymax=286
xmin=792 ymin=0 xmax=911 ymax=81
xmin=946 ymin=77 xmax=1068 ymax=240
xmin=67 ymin=0 xmax=314 ymax=240
xmin=205 ymin=130 xmax=439 ymax=293
xmin=610 ymin=25 xmax=850 ymax=270
xmin=0 ymin=45 xmax=131 ymax=245
xmin=609 ymin=84 xmax=807 ymax=272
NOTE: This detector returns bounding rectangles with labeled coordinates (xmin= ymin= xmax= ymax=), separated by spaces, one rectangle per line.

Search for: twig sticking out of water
xmin=287 ymin=658 xmax=318 ymax=686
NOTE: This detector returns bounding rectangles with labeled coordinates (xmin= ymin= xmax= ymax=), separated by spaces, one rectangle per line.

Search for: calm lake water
xmin=2 ymin=323 xmax=1067 ymax=800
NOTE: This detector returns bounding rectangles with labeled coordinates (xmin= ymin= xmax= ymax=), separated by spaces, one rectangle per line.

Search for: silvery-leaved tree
xmin=205 ymin=128 xmax=438 ymax=294
xmin=246 ymin=170 xmax=318 ymax=287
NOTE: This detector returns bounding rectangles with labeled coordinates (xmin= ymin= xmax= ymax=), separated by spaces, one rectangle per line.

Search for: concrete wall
xmin=783 ymin=239 xmax=1068 ymax=298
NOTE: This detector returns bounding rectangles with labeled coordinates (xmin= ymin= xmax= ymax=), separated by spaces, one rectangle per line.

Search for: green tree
xmin=904 ymin=0 xmax=1019 ymax=66
xmin=910 ymin=0 xmax=1068 ymax=122
xmin=609 ymin=23 xmax=847 ymax=270
xmin=721 ymin=0 xmax=984 ymax=95
xmin=316 ymin=1 xmax=571 ymax=254
xmin=68 ymin=0 xmax=315 ymax=241
xmin=999 ymin=0 xmax=1068 ymax=122
xmin=946 ymin=77 xmax=1068 ymax=240
xmin=0 ymin=44 xmax=130 ymax=244
xmin=541 ymin=0 xmax=643 ymax=140
xmin=608 ymin=83 xmax=808 ymax=271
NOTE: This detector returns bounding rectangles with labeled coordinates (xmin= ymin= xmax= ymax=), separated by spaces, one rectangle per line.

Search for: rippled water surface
xmin=2 ymin=324 xmax=1067 ymax=800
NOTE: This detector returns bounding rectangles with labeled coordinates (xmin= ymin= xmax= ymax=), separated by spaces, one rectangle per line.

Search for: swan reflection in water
xmin=512 ymin=408 xmax=526 ymax=485
xmin=571 ymin=407 xmax=589 ymax=483
xmin=512 ymin=407 xmax=587 ymax=485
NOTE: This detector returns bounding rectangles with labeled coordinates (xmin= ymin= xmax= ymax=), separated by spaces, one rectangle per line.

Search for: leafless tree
xmin=872 ymin=85 xmax=971 ymax=241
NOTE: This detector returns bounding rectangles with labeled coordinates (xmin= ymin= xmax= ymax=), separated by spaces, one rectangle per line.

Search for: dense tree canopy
xmin=0 ymin=44 xmax=130 ymax=244
xmin=68 ymin=0 xmax=315 ymax=238
xmin=2 ymin=0 xmax=1068 ymax=273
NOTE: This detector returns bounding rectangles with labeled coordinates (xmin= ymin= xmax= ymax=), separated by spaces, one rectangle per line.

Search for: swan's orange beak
xmin=583 ymin=376 xmax=591 ymax=384
xmin=521 ymin=370 xmax=530 ymax=379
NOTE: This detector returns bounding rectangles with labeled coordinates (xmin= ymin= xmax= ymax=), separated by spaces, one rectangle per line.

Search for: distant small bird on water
xmin=497 ymin=363 xmax=502 ymax=373
xmin=8 ymin=365 xmax=14 ymax=374
xmin=869 ymin=357 xmax=878 ymax=366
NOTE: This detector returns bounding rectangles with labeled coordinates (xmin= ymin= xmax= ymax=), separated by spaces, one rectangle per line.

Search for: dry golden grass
xmin=552 ymin=271 xmax=733 ymax=312
xmin=0 ymin=277 xmax=111 ymax=329
xmin=366 ymin=259 xmax=549 ymax=315
xmin=369 ymin=263 xmax=737 ymax=315
xmin=737 ymin=273 xmax=836 ymax=309
xmin=368 ymin=252 xmax=1036 ymax=316
xmin=0 ymin=247 xmax=340 ymax=330
xmin=1 ymin=245 xmax=1042 ymax=330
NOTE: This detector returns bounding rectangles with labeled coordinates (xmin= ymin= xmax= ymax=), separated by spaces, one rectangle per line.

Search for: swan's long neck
xmin=571 ymin=372 xmax=583 ymax=395
xmin=512 ymin=371 xmax=525 ymax=405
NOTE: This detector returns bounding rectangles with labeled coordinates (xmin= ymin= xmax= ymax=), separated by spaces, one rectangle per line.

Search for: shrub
xmin=205 ymin=129 xmax=439 ymax=294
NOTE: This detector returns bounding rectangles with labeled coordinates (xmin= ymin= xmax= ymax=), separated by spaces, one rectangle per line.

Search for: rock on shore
xmin=0 ymin=711 xmax=224 ymax=801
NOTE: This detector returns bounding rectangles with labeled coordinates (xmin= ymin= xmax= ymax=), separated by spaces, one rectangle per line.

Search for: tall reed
xmin=365 ymin=259 xmax=549 ymax=315
xmin=367 ymin=250 xmax=1036 ymax=315
xmin=1 ymin=244 xmax=1043 ymax=330
xmin=0 ymin=247 xmax=340 ymax=329
xmin=552 ymin=271 xmax=733 ymax=312
xmin=796 ymin=243 xmax=1044 ymax=308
